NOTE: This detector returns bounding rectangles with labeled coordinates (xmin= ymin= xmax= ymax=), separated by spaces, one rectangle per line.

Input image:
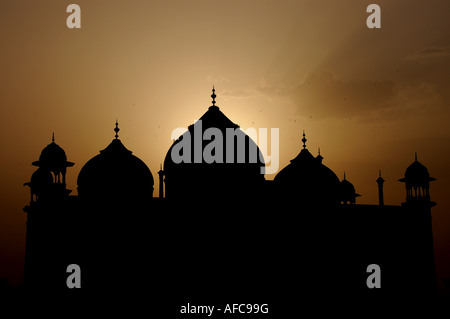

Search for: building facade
xmin=22 ymin=89 xmax=437 ymax=310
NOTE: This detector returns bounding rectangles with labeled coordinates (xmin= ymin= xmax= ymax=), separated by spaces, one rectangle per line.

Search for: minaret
xmin=376 ymin=170 xmax=385 ymax=206
xmin=399 ymin=153 xmax=437 ymax=291
xmin=23 ymin=135 xmax=74 ymax=289
xmin=158 ymin=164 xmax=164 ymax=199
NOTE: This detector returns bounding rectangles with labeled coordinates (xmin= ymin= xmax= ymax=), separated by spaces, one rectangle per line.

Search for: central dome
xmin=77 ymin=122 xmax=154 ymax=204
xmin=163 ymin=88 xmax=265 ymax=201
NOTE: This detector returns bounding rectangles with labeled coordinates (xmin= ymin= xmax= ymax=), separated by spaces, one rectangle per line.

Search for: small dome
xmin=39 ymin=142 xmax=67 ymax=165
xmin=274 ymin=133 xmax=340 ymax=206
xmin=399 ymin=153 xmax=436 ymax=185
xmin=339 ymin=174 xmax=361 ymax=204
xmin=77 ymin=124 xmax=154 ymax=203
xmin=341 ymin=178 xmax=355 ymax=194
xmin=32 ymin=134 xmax=74 ymax=170
xmin=405 ymin=161 xmax=430 ymax=182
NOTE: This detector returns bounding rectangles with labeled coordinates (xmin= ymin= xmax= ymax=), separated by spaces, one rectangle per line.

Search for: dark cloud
xmin=255 ymin=71 xmax=448 ymax=123
xmin=401 ymin=47 xmax=450 ymax=107
xmin=279 ymin=71 xmax=396 ymax=120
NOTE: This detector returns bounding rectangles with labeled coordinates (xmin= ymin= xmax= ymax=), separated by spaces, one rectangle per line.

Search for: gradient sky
xmin=1 ymin=0 xmax=450 ymax=289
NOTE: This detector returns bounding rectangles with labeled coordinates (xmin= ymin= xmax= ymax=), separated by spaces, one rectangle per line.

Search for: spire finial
xmin=52 ymin=132 xmax=55 ymax=143
xmin=415 ymin=152 xmax=418 ymax=161
xmin=318 ymin=147 xmax=321 ymax=155
xmin=114 ymin=119 xmax=120 ymax=139
xmin=211 ymin=86 xmax=217 ymax=106
xmin=377 ymin=169 xmax=384 ymax=182
xmin=302 ymin=130 xmax=307 ymax=149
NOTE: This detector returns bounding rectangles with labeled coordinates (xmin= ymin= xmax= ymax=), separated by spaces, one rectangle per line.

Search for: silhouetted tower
xmin=23 ymin=134 xmax=74 ymax=289
xmin=399 ymin=152 xmax=436 ymax=292
xmin=376 ymin=170 xmax=385 ymax=206
xmin=158 ymin=164 xmax=164 ymax=198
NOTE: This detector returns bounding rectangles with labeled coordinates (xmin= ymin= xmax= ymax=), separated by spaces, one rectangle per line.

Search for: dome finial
xmin=379 ymin=169 xmax=382 ymax=177
xmin=415 ymin=152 xmax=418 ymax=161
xmin=344 ymin=171 xmax=346 ymax=180
xmin=114 ymin=119 xmax=120 ymax=139
xmin=315 ymin=146 xmax=324 ymax=163
xmin=211 ymin=85 xmax=217 ymax=106
xmin=302 ymin=130 xmax=307 ymax=149
xmin=52 ymin=132 xmax=55 ymax=143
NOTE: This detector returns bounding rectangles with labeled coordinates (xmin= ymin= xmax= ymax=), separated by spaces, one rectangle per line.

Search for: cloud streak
xmin=405 ymin=46 xmax=450 ymax=61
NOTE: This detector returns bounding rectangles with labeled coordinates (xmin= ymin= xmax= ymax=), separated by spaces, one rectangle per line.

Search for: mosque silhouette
xmin=22 ymin=89 xmax=437 ymax=313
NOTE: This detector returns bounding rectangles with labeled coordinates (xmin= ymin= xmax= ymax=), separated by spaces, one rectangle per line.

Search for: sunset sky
xmin=1 ymin=0 xmax=450 ymax=289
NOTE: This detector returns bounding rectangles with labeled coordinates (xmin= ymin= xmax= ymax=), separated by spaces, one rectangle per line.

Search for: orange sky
xmin=1 ymin=0 xmax=450 ymax=289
